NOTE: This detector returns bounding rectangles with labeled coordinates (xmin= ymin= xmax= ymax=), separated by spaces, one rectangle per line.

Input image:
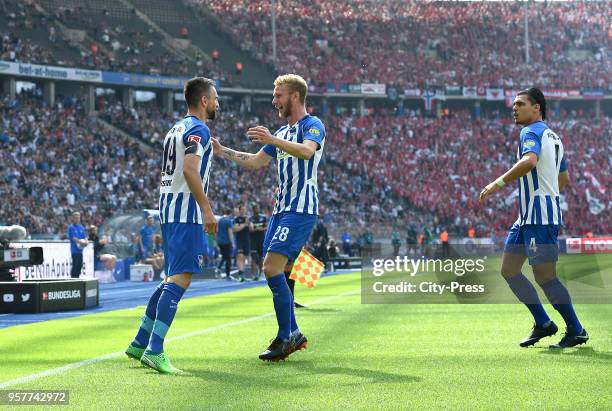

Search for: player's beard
xmin=207 ymin=105 xmax=216 ymax=120
xmin=280 ymin=103 xmax=291 ymax=119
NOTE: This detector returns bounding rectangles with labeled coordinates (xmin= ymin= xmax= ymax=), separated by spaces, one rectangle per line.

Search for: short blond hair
xmin=274 ymin=74 xmax=308 ymax=104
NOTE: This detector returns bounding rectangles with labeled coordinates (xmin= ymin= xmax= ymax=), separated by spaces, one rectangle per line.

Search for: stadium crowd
xmin=3 ymin=1 xmax=609 ymax=91
xmin=326 ymin=109 xmax=611 ymax=236
xmin=1 ymin=0 xmax=225 ymax=80
xmin=0 ymin=92 xmax=384 ymax=242
xmin=197 ymin=0 xmax=610 ymax=89
xmin=1 ymin=91 xmax=608 ymax=243
xmin=97 ymin=97 xmax=175 ymax=149
xmin=95 ymin=96 xmax=409 ymax=234
xmin=0 ymin=92 xmax=159 ymax=236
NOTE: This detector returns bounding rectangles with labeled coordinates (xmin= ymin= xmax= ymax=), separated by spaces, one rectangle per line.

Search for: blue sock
xmin=285 ymin=271 xmax=299 ymax=334
xmin=147 ymin=282 xmax=186 ymax=354
xmin=132 ymin=281 xmax=164 ymax=347
xmin=267 ymin=274 xmax=292 ymax=340
xmin=541 ymin=277 xmax=583 ymax=334
xmin=506 ymin=273 xmax=551 ymax=327
xmin=290 ymin=293 xmax=299 ymax=335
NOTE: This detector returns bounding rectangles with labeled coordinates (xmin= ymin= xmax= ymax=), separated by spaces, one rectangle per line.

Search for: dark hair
xmin=517 ymin=87 xmax=546 ymax=120
xmin=184 ymin=77 xmax=215 ymax=108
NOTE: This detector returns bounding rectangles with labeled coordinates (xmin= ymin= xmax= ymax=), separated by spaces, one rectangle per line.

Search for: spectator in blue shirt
xmin=342 ymin=231 xmax=352 ymax=256
xmin=140 ymin=216 xmax=157 ymax=258
xmin=216 ymin=208 xmax=234 ymax=280
xmin=128 ymin=233 xmax=144 ymax=263
xmin=67 ymin=211 xmax=88 ymax=278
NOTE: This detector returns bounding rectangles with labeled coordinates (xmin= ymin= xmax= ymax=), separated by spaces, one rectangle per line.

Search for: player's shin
xmin=267 ymin=273 xmax=292 ymax=340
xmin=540 ymin=277 xmax=583 ymax=334
xmin=284 ymin=270 xmax=299 ymax=333
xmin=132 ymin=281 xmax=165 ymax=348
xmin=146 ymin=282 xmax=186 ymax=353
xmin=505 ymin=273 xmax=551 ymax=327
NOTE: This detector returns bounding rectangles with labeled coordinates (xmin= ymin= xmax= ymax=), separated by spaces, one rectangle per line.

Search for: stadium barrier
xmin=1 ymin=60 xmax=607 ymax=99
xmin=0 ymin=279 xmax=98 ymax=313
xmin=563 ymin=237 xmax=612 ymax=254
xmin=329 ymin=257 xmax=362 ymax=271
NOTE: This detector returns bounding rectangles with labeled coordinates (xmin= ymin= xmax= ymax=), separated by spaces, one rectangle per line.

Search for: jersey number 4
xmin=529 ymin=237 xmax=537 ymax=253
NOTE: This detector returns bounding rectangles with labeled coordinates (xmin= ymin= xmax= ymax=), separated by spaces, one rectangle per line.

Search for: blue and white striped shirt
xmin=516 ymin=121 xmax=567 ymax=226
xmin=159 ymin=115 xmax=213 ymax=224
xmin=263 ymin=114 xmax=326 ymax=215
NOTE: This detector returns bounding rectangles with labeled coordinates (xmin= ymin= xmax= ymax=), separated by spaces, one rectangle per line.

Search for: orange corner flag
xmin=289 ymin=249 xmax=324 ymax=288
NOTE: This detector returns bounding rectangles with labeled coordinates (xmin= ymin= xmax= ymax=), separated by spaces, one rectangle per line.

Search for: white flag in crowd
xmin=585 ymin=189 xmax=605 ymax=215
xmin=583 ymin=171 xmax=605 ymax=194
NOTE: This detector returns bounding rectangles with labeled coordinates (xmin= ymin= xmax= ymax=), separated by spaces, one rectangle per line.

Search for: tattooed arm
xmin=212 ymin=138 xmax=272 ymax=170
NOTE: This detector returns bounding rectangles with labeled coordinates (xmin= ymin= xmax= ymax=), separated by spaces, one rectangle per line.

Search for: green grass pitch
xmin=0 ymin=270 xmax=610 ymax=410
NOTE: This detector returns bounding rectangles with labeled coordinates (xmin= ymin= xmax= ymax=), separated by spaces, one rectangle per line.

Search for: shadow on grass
xmin=298 ymin=307 xmax=342 ymax=313
xmin=282 ymin=360 xmax=422 ymax=384
xmin=537 ymin=346 xmax=612 ymax=361
xmin=183 ymin=359 xmax=421 ymax=387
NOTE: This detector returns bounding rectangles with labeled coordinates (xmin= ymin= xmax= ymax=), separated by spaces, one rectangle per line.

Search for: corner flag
xmin=289 ymin=249 xmax=324 ymax=288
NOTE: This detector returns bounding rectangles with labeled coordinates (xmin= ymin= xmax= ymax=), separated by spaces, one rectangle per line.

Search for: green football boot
xmin=140 ymin=351 xmax=183 ymax=374
xmin=125 ymin=343 xmax=145 ymax=360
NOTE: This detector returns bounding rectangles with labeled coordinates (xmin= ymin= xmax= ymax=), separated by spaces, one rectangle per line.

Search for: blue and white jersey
xmin=516 ymin=120 xmax=568 ymax=226
xmin=263 ymin=114 xmax=325 ymax=215
xmin=159 ymin=115 xmax=213 ymax=224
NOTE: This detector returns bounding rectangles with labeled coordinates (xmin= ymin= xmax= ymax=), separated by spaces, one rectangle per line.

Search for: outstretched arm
xmin=479 ymin=152 xmax=537 ymax=202
xmin=247 ymin=126 xmax=317 ymax=160
xmin=212 ymin=138 xmax=272 ymax=170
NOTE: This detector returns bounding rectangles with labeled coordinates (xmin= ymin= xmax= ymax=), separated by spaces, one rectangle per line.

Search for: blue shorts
xmin=263 ymin=212 xmax=317 ymax=264
xmin=161 ymin=223 xmax=205 ymax=275
xmin=504 ymin=223 xmax=560 ymax=265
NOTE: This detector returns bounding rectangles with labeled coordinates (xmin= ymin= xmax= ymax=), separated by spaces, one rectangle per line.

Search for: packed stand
xmin=0 ymin=0 xmax=78 ymax=66
xmin=325 ymin=109 xmax=611 ymax=236
xmin=97 ymin=97 xmax=176 ymax=149
xmin=115 ymin=101 xmax=608 ymax=238
xmin=49 ymin=5 xmax=199 ymax=77
xmin=1 ymin=0 xmax=225 ymax=80
xmin=196 ymin=0 xmax=610 ymax=89
xmin=0 ymin=92 xmax=608 ymax=240
xmin=0 ymin=92 xmax=159 ymax=237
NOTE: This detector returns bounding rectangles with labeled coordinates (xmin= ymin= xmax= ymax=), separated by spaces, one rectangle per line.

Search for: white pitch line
xmin=0 ymin=288 xmax=360 ymax=389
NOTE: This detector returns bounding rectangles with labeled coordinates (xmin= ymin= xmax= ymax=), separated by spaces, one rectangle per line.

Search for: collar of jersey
xmin=184 ymin=114 xmax=202 ymax=122
xmin=287 ymin=114 xmax=310 ymax=128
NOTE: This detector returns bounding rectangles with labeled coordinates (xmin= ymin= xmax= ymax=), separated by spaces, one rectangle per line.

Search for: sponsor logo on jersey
xmin=524 ymin=140 xmax=536 ymax=147
xmin=308 ymin=127 xmax=321 ymax=136
xmin=188 ymin=135 xmax=201 ymax=144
